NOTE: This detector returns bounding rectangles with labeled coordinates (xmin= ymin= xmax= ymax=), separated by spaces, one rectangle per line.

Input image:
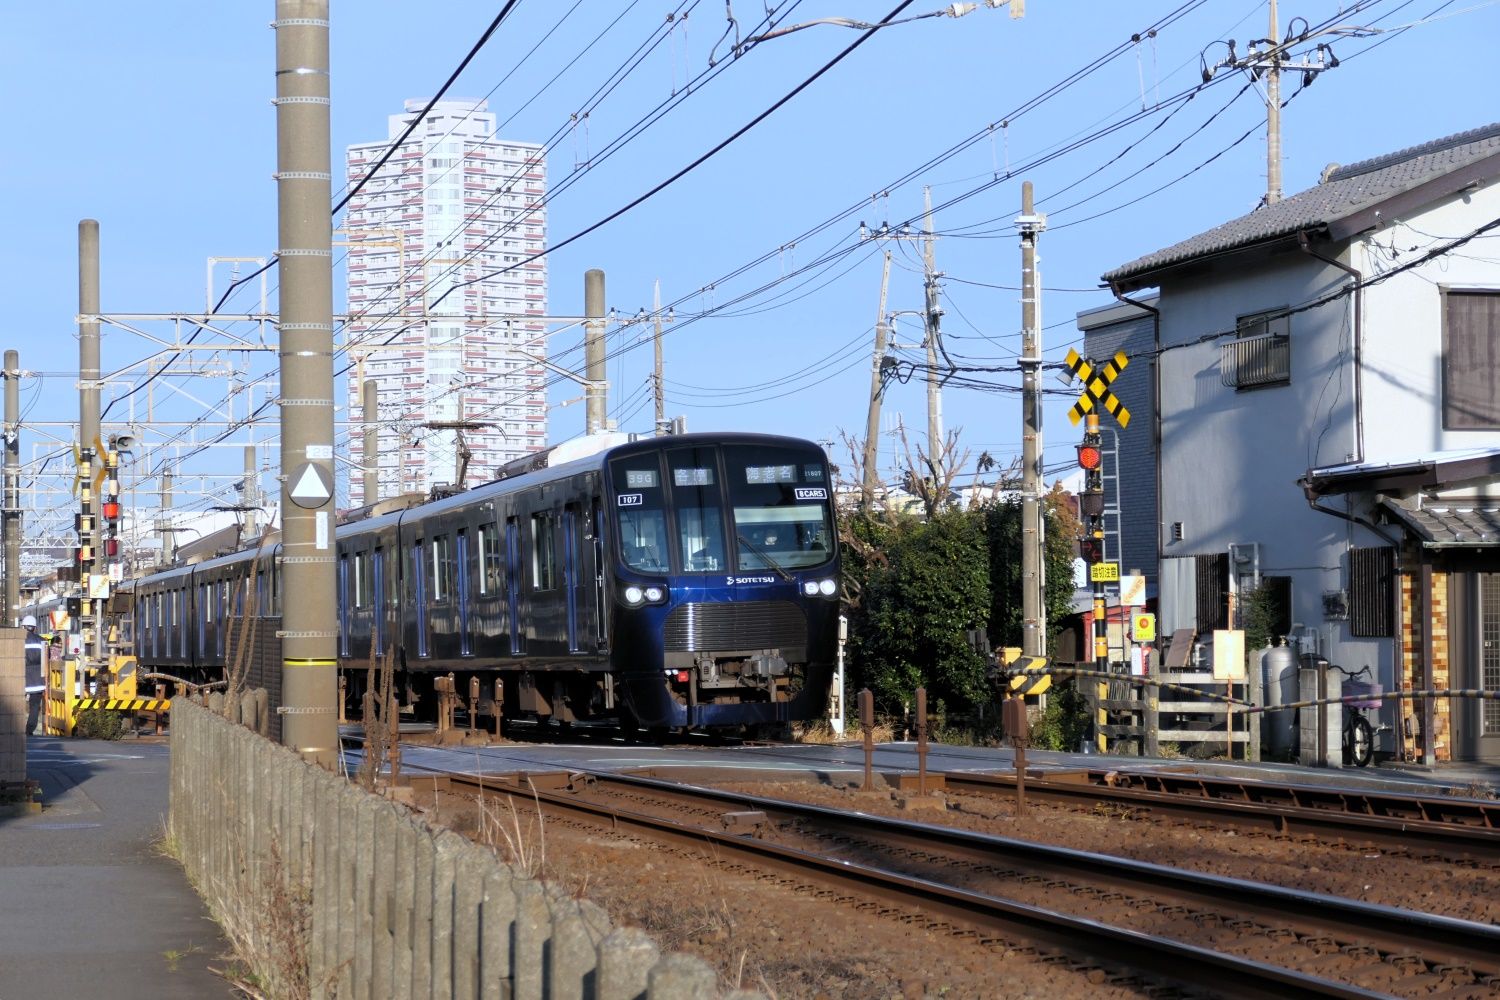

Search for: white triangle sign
xmin=289 ymin=462 xmax=332 ymax=507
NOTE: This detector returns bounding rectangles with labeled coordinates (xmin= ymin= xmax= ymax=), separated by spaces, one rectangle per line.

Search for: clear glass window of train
xmin=724 ymin=444 xmax=835 ymax=570
xmin=354 ymin=550 xmax=371 ymax=609
xmin=432 ymin=534 xmax=453 ymax=601
xmin=609 ymin=454 xmax=668 ymax=573
xmin=667 ymin=447 xmax=727 ymax=573
xmin=531 ymin=511 xmax=557 ymax=590
xmin=479 ymin=523 xmax=502 ymax=594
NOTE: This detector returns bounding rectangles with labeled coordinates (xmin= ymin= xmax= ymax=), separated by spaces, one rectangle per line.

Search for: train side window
xmin=432 ymin=534 xmax=452 ymax=602
xmin=531 ymin=511 xmax=557 ymax=591
xmin=361 ymin=550 xmax=374 ymax=609
xmin=478 ymin=522 xmax=502 ymax=595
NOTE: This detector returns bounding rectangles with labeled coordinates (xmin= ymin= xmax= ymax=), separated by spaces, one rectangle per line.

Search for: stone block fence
xmin=170 ymin=696 xmax=757 ymax=999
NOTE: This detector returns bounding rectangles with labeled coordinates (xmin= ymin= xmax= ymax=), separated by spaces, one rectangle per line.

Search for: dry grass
xmin=1446 ymin=780 xmax=1498 ymax=801
xmin=476 ymin=782 xmax=548 ymax=880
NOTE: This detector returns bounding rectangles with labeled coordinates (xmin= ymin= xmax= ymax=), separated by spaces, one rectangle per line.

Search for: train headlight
xmin=802 ymin=581 xmax=819 ymax=597
xmin=818 ymin=578 xmax=838 ymax=597
xmin=644 ymin=586 xmax=665 ymax=603
xmin=623 ymin=585 xmax=645 ymax=605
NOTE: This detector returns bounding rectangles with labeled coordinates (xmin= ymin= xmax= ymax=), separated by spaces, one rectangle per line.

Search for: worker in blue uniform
xmin=23 ymin=615 xmax=45 ymax=735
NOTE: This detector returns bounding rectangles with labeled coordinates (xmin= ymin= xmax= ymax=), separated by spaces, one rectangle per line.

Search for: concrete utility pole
xmin=79 ymin=219 xmax=103 ymax=671
xmin=1266 ymin=0 xmax=1282 ymax=204
xmin=861 ymin=251 xmax=893 ymax=506
xmin=584 ymin=269 xmax=606 ymax=436
xmin=362 ymin=379 xmax=379 ymax=504
xmin=274 ymin=0 xmax=339 ymax=765
xmin=243 ymin=445 xmax=259 ymax=537
xmin=3 ymin=351 xmax=19 ymax=626
xmin=652 ymin=280 xmax=668 ymax=436
xmin=1017 ymin=181 xmax=1047 ymax=660
xmin=159 ymin=468 xmax=173 ymax=564
xmin=922 ymin=188 xmax=944 ymax=460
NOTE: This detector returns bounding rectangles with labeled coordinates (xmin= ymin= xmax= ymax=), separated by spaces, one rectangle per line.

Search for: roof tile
xmin=1103 ymin=122 xmax=1500 ymax=285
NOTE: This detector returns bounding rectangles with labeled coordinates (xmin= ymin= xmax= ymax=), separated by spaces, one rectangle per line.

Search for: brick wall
xmin=1399 ymin=571 xmax=1452 ymax=762
xmin=0 ymin=627 xmax=25 ymax=784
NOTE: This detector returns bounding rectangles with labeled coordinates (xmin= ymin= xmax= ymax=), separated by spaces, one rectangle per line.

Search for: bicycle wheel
xmin=1347 ymin=715 xmax=1374 ymax=768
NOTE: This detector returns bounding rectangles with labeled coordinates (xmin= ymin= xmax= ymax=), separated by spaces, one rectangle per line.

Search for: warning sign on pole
xmin=1131 ymin=612 xmax=1156 ymax=643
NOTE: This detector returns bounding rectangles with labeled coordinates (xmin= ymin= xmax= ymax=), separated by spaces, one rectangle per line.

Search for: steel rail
xmin=552 ymin=770 xmax=1500 ymax=973
xmin=447 ymin=770 xmax=1383 ymax=1000
xmin=1063 ymin=767 xmax=1500 ymax=828
xmin=939 ymin=770 xmax=1500 ymax=861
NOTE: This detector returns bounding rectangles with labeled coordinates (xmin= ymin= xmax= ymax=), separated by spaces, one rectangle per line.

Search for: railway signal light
xmin=1076 ymin=442 xmax=1102 ymax=471
xmin=1079 ymin=536 xmax=1103 ymax=563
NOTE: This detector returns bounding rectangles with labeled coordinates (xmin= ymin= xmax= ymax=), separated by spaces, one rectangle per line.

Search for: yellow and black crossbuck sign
xmin=1064 ymin=348 xmax=1131 ymax=428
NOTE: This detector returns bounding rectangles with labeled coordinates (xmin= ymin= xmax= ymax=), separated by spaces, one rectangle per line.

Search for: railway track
xmin=927 ymin=767 xmax=1500 ymax=866
xmin=428 ymin=765 xmax=1500 ymax=998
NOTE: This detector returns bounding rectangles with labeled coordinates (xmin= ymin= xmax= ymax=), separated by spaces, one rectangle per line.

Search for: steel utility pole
xmin=79 ymin=219 xmax=103 ymax=675
xmin=275 ymin=0 xmax=338 ymax=765
xmin=3 ymin=351 xmax=19 ymax=626
xmin=922 ymin=188 xmax=944 ymax=460
xmin=362 ymin=379 xmax=379 ymax=504
xmin=584 ymin=269 xmax=606 ymax=435
xmin=1017 ymin=181 xmax=1047 ymax=661
xmin=861 ymin=250 xmax=893 ymax=506
xmin=1266 ymin=0 xmax=1282 ymax=204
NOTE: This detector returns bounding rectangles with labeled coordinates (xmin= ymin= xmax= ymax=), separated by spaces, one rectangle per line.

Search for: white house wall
xmin=1154 ymin=181 xmax=1500 ymax=697
xmin=1359 ymin=181 xmax=1500 ymax=459
xmin=1157 ymin=252 xmax=1386 ymax=677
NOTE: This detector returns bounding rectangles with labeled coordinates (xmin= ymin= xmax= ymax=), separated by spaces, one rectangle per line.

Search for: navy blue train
xmin=127 ymin=432 xmax=841 ymax=735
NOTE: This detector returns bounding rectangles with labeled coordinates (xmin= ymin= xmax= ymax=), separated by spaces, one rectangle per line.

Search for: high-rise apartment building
xmin=344 ymin=98 xmax=547 ymax=505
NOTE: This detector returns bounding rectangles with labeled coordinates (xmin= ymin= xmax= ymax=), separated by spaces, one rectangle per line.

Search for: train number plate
xmin=618 ymin=493 xmax=643 ymax=507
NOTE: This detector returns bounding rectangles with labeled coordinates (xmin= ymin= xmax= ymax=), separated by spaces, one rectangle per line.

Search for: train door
xmin=457 ymin=528 xmax=472 ymax=656
xmin=413 ymin=539 xmax=429 ymax=659
xmin=338 ymin=552 xmax=351 ymax=657
xmin=373 ymin=546 xmax=387 ymax=656
xmin=563 ymin=505 xmax=580 ymax=653
xmin=591 ymin=494 xmax=608 ymax=650
xmin=506 ymin=517 xmax=522 ymax=655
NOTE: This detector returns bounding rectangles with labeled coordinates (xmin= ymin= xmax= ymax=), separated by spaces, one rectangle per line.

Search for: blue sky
xmin=4 ymin=0 xmax=1498 ymax=526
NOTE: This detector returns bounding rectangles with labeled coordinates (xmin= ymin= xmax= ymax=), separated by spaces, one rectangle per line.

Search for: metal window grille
xmin=1194 ymin=553 xmax=1229 ymax=632
xmin=1349 ymin=547 xmax=1395 ymax=637
xmin=1484 ymin=574 xmax=1500 ymax=736
xmin=1221 ymin=332 xmax=1291 ymax=388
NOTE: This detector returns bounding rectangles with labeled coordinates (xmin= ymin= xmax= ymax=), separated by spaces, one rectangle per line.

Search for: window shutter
xmin=1349 ymin=546 xmax=1395 ymax=637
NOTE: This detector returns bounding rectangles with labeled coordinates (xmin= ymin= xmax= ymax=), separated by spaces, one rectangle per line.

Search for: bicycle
xmin=1330 ymin=663 xmax=1389 ymax=767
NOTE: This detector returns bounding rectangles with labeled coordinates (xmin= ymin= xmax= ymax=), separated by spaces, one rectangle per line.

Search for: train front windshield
xmin=609 ymin=442 xmax=834 ymax=575
xmin=724 ymin=444 xmax=833 ymax=571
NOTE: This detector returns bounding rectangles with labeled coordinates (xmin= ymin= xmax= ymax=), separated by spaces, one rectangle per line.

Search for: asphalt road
xmin=0 ymin=737 xmax=237 ymax=999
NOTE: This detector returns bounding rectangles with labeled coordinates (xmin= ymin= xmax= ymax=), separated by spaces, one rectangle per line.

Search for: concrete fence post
xmin=391 ymin=815 xmax=418 ymax=993
xmin=369 ymin=804 xmax=396 ymax=1000
xmin=431 ymin=831 xmax=461 ymax=998
xmin=478 ymin=864 xmax=516 ymax=996
xmin=647 ymin=953 xmax=720 ymax=999
xmin=511 ymin=877 xmax=549 ymax=1000
xmin=450 ymin=839 xmax=488 ymax=999
xmin=597 ymin=927 xmax=661 ymax=1000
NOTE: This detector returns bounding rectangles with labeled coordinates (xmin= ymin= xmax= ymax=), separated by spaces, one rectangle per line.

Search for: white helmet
xmin=21 ymin=615 xmax=36 ymax=628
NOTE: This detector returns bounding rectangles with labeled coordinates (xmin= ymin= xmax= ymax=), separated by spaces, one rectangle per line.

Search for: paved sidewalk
xmin=0 ymin=737 xmax=237 ymax=999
